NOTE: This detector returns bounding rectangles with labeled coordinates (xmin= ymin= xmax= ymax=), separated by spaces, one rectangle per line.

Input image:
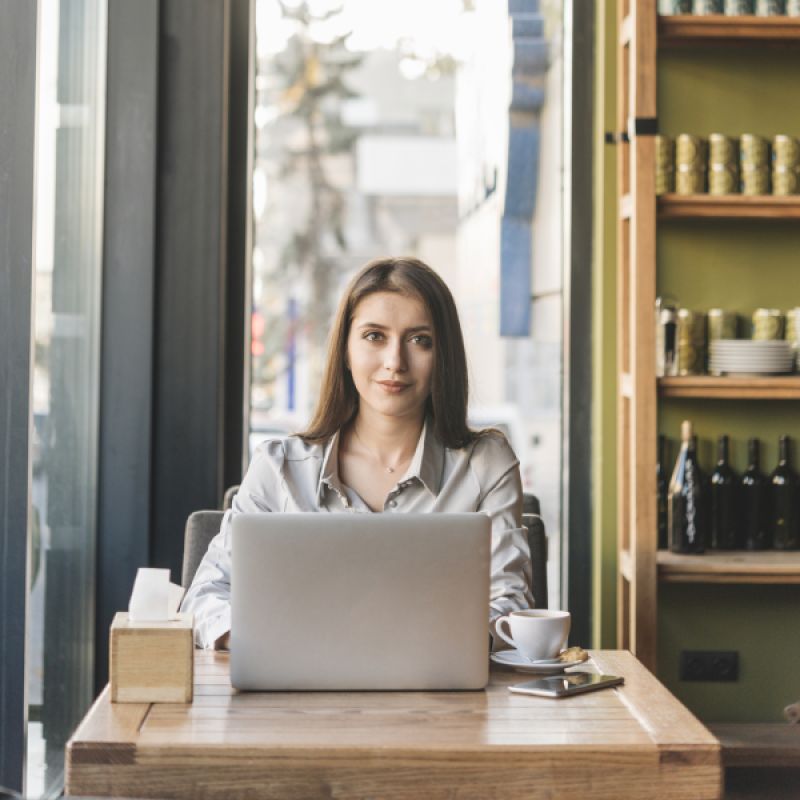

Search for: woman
xmin=182 ymin=257 xmax=534 ymax=650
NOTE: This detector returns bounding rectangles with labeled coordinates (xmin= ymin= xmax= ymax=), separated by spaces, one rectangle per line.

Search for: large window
xmin=250 ymin=0 xmax=566 ymax=605
xmin=27 ymin=1 xmax=107 ymax=795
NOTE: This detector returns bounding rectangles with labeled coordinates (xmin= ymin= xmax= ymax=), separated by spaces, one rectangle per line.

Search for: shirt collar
xmin=400 ymin=417 xmax=444 ymax=496
xmin=317 ymin=429 xmax=346 ymax=503
xmin=316 ymin=417 xmax=445 ymax=503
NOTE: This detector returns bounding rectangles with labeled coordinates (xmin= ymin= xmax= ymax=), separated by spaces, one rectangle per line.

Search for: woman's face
xmin=346 ymin=291 xmax=435 ymax=422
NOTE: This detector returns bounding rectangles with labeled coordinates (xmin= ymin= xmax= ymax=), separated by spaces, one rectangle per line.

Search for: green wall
xmin=659 ymin=49 xmax=800 ymax=139
xmin=592 ymin=0 xmax=618 ymax=651
xmin=594 ymin=7 xmax=800 ymax=722
xmin=657 ymin=43 xmax=800 ymax=724
xmin=658 ymin=584 xmax=800 ymax=723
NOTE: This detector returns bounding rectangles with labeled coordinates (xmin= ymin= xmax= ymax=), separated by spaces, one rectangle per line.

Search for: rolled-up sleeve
xmin=180 ymin=442 xmax=282 ymax=648
xmin=473 ymin=436 xmax=535 ymax=650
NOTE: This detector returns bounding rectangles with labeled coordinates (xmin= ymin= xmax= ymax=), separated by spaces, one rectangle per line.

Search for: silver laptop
xmin=230 ymin=512 xmax=491 ymax=691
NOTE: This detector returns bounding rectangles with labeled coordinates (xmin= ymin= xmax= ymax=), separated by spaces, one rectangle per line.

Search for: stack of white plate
xmin=709 ymin=340 xmax=795 ymax=376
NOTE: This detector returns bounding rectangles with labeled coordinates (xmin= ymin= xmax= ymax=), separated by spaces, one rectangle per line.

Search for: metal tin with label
xmin=756 ymin=0 xmax=786 ymax=13
xmin=740 ymin=134 xmax=770 ymax=167
xmin=773 ymin=166 xmax=800 ymax=195
xmin=773 ymin=135 xmax=800 ymax=167
xmin=658 ymin=0 xmax=693 ymax=11
xmin=677 ymin=134 xmax=707 ymax=170
xmin=708 ymin=134 xmax=738 ymax=195
xmin=741 ymin=166 xmax=770 ymax=195
xmin=677 ymin=309 xmax=706 ymax=376
xmin=726 ymin=0 xmax=755 ymax=11
xmin=709 ymin=165 xmax=738 ymax=195
xmin=708 ymin=309 xmax=738 ymax=342
xmin=656 ymin=300 xmax=678 ymax=377
xmin=655 ymin=135 xmax=675 ymax=195
xmin=752 ymin=308 xmax=785 ymax=340
xmin=695 ymin=0 xmax=724 ymax=11
xmin=676 ymin=169 xmax=706 ymax=195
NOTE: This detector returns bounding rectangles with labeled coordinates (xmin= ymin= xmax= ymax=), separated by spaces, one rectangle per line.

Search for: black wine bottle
xmin=742 ymin=438 xmax=770 ymax=551
xmin=657 ymin=435 xmax=669 ymax=550
xmin=770 ymin=435 xmax=800 ymax=551
xmin=668 ymin=421 xmax=706 ymax=554
xmin=709 ymin=435 xmax=740 ymax=550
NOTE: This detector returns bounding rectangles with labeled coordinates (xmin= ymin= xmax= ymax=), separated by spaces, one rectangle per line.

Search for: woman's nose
xmin=383 ymin=340 xmax=407 ymax=371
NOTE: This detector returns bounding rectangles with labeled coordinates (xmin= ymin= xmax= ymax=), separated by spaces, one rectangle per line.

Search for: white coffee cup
xmin=494 ymin=609 xmax=571 ymax=661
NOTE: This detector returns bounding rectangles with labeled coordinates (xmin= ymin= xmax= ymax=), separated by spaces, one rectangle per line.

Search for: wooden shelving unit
xmin=616 ymin=2 xmax=658 ymax=669
xmin=659 ymin=14 xmax=800 ymax=45
xmin=617 ymin=4 xmax=800 ymax=763
xmin=657 ymin=550 xmax=800 ymax=584
xmin=709 ymin=723 xmax=800 ymax=768
xmin=658 ymin=193 xmax=800 ymax=220
xmin=658 ymin=376 xmax=800 ymax=400
xmin=617 ymin=5 xmax=800 ymax=675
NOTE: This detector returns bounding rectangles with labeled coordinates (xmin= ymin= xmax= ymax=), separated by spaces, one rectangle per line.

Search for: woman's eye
xmin=364 ymin=331 xmax=383 ymax=342
xmin=412 ymin=335 xmax=433 ymax=348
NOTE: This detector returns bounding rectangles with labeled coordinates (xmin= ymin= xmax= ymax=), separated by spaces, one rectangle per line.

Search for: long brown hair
xmin=298 ymin=257 xmax=478 ymax=449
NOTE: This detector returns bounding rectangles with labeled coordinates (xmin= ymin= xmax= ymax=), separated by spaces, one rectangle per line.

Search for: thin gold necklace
xmin=352 ymin=426 xmax=409 ymax=474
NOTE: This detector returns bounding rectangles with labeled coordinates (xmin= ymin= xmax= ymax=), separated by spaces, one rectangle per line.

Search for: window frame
xmin=0 ymin=0 xmax=38 ymax=792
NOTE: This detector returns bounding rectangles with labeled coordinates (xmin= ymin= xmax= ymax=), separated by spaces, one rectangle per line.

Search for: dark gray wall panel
xmin=95 ymin=0 xmax=159 ymax=691
xmin=224 ymin=0 xmax=254 ymax=490
xmin=152 ymin=0 xmax=230 ymax=580
xmin=0 ymin=1 xmax=37 ymax=791
xmin=565 ymin=0 xmax=594 ymax=647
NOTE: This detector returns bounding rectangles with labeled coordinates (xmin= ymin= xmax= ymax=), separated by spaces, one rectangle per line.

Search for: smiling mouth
xmin=377 ymin=381 xmax=411 ymax=392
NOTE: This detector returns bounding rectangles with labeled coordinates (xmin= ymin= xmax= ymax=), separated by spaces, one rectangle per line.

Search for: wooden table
xmin=66 ymin=650 xmax=721 ymax=799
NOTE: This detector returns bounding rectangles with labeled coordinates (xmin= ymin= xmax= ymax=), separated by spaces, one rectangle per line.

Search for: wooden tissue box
xmin=110 ymin=612 xmax=194 ymax=703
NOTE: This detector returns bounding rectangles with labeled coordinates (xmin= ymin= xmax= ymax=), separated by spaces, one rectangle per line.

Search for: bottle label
xmin=686 ymin=463 xmax=697 ymax=545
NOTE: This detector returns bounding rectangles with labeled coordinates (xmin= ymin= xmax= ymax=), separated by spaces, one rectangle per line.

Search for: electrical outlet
xmin=680 ymin=650 xmax=739 ymax=682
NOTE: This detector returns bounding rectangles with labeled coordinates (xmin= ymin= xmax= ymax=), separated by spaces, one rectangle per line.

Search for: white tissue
xmin=128 ymin=567 xmax=186 ymax=621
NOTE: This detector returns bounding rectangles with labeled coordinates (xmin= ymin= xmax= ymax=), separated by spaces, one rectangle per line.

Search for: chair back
xmin=222 ymin=484 xmax=239 ymax=510
xmin=182 ymin=510 xmax=225 ymax=588
xmin=522 ymin=511 xmax=548 ymax=609
xmin=522 ymin=490 xmax=548 ymax=609
xmin=183 ymin=491 xmax=548 ymax=605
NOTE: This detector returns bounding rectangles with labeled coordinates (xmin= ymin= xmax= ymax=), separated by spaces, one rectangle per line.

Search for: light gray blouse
xmin=181 ymin=420 xmax=534 ymax=649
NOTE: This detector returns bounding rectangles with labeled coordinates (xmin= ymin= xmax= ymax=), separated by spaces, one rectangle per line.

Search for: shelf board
xmin=659 ymin=193 xmax=800 ymax=220
xmin=657 ymin=550 xmax=800 ymax=584
xmin=708 ymin=723 xmax=800 ymax=768
xmin=659 ymin=14 xmax=800 ymax=45
xmin=658 ymin=376 xmax=800 ymax=399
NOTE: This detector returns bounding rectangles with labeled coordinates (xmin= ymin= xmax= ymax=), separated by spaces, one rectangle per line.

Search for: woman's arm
xmin=181 ymin=516 xmax=236 ymax=649
xmin=180 ymin=441 xmax=283 ymax=649
xmin=474 ymin=435 xmax=535 ymax=650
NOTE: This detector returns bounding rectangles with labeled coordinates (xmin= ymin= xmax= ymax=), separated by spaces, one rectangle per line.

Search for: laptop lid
xmin=230 ymin=512 xmax=490 ymax=691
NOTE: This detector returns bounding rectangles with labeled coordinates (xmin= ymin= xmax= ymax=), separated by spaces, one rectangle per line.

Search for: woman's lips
xmin=377 ymin=380 xmax=411 ymax=394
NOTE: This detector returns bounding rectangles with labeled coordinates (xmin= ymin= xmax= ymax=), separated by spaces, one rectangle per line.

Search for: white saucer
xmin=490 ymin=649 xmax=588 ymax=674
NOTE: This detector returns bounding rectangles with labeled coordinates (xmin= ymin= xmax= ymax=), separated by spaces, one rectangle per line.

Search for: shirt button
xmin=388 ymin=499 xmax=397 ymax=508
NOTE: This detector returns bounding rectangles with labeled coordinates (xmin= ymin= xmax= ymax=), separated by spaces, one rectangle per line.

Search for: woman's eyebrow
xmin=356 ymin=322 xmax=432 ymax=333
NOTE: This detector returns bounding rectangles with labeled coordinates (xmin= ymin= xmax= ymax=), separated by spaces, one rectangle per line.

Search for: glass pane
xmin=27 ymin=0 xmax=107 ymax=795
xmin=250 ymin=0 xmax=564 ymax=606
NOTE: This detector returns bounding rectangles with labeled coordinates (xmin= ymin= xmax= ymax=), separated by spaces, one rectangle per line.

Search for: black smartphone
xmin=508 ymin=672 xmax=624 ymax=698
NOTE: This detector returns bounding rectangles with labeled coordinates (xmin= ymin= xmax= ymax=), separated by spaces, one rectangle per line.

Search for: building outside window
xmin=249 ymin=0 xmax=565 ymax=605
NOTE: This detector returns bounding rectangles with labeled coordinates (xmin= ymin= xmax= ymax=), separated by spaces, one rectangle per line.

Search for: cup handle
xmin=494 ymin=615 xmax=516 ymax=648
